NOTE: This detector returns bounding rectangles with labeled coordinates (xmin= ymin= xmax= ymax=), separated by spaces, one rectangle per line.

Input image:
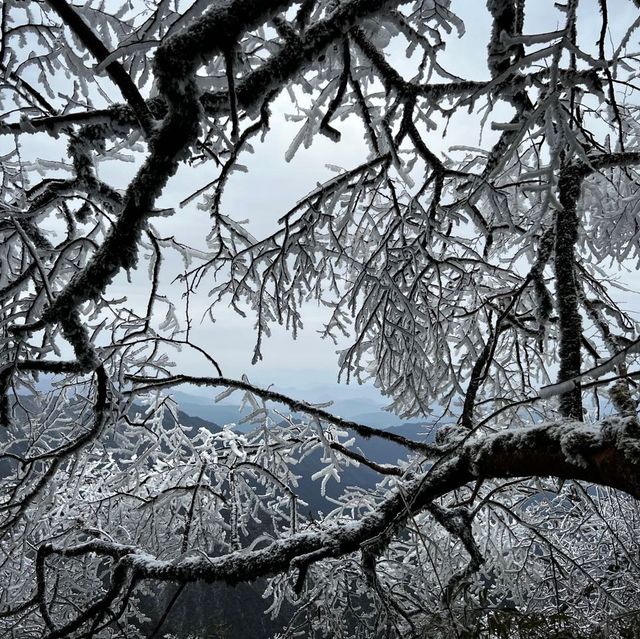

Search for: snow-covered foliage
xmin=1 ymin=0 xmax=640 ymax=637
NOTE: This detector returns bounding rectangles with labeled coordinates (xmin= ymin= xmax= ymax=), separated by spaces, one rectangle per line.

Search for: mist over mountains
xmin=170 ymin=386 xmax=444 ymax=514
xmin=171 ymin=383 xmax=444 ymax=431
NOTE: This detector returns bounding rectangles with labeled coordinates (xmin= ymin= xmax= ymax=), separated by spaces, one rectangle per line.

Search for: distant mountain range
xmin=171 ymin=386 xmax=443 ymax=431
xmin=171 ymin=389 xmax=443 ymax=514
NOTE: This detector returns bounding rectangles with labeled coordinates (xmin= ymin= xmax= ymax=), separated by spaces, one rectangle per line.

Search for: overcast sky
xmin=7 ymin=1 xmax=640 ymax=401
xmin=133 ymin=1 xmax=639 ymax=398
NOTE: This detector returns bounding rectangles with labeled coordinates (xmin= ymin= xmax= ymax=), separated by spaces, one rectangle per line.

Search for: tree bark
xmin=555 ymin=164 xmax=586 ymax=419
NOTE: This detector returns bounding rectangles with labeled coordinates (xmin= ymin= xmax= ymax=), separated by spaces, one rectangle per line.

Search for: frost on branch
xmin=1 ymin=0 xmax=640 ymax=637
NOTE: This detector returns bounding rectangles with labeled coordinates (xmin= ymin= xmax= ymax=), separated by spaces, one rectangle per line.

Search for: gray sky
xmin=118 ymin=0 xmax=639 ymax=397
xmin=6 ymin=0 xmax=640 ymax=401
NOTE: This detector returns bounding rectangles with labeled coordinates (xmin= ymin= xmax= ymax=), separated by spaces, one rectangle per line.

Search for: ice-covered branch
xmin=34 ymin=415 xmax=640 ymax=635
xmin=126 ymin=373 xmax=442 ymax=456
xmin=45 ymin=0 xmax=153 ymax=135
xmin=555 ymin=163 xmax=585 ymax=419
xmin=553 ymin=152 xmax=640 ymax=418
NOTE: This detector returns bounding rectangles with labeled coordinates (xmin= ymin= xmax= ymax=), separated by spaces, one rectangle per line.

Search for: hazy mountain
xmin=170 ymin=388 xmax=442 ymax=431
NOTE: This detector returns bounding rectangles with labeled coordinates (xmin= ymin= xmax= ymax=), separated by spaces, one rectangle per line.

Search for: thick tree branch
xmin=554 ymin=152 xmax=640 ymax=418
xmin=555 ymin=164 xmax=585 ymax=419
xmin=45 ymin=0 xmax=153 ymax=135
